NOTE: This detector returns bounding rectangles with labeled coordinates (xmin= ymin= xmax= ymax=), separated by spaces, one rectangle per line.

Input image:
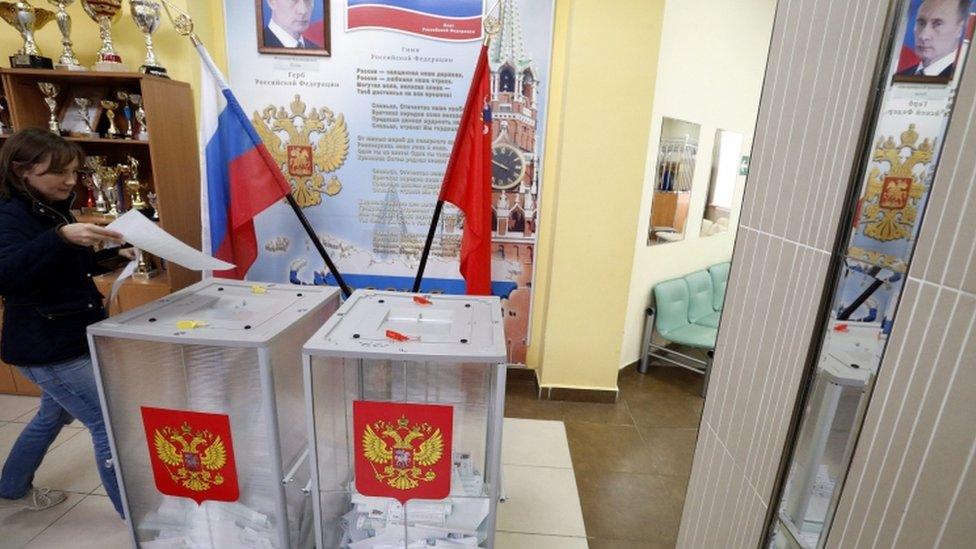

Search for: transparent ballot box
xmin=302 ymin=290 xmax=507 ymax=549
xmin=87 ymin=279 xmax=341 ymax=548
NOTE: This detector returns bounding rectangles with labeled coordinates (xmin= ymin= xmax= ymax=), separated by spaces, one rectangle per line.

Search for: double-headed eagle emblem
xmin=860 ymin=124 xmax=931 ymax=243
xmin=362 ymin=416 xmax=445 ymax=490
xmin=153 ymin=422 xmax=228 ymax=492
xmin=253 ymin=94 xmax=349 ymax=208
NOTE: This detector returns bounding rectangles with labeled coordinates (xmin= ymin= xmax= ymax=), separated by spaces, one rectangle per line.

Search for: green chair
xmin=687 ymin=270 xmax=721 ymax=329
xmin=637 ymin=262 xmax=730 ymax=396
xmin=709 ymin=262 xmax=730 ymax=311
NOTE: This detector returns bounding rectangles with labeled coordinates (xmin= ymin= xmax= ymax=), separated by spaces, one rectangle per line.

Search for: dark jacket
xmin=0 ymin=189 xmax=115 ymax=366
xmin=263 ymin=25 xmax=321 ymax=49
xmin=896 ymin=62 xmax=955 ymax=78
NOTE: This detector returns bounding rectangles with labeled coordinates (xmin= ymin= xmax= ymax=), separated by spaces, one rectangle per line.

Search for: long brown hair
xmin=0 ymin=128 xmax=85 ymax=200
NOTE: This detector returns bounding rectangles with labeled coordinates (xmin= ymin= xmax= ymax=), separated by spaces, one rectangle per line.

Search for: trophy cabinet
xmin=0 ymin=69 xmax=201 ymax=395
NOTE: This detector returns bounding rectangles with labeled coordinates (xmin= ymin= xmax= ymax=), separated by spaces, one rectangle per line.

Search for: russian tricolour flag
xmin=347 ymin=0 xmax=483 ymax=41
xmin=199 ymin=45 xmax=290 ymax=279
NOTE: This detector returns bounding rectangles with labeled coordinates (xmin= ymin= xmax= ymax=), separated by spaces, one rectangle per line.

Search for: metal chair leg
xmin=701 ymin=349 xmax=714 ymax=397
xmin=638 ymin=307 xmax=656 ymax=374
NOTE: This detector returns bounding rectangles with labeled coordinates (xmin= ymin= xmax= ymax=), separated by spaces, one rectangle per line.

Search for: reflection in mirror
xmin=701 ymin=130 xmax=743 ymax=237
xmin=647 ymin=118 xmax=701 ymax=245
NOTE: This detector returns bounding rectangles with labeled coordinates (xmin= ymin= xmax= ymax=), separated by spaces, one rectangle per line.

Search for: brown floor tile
xmin=659 ymin=470 xmax=691 ymax=510
xmin=638 ymin=427 xmax=699 ymax=479
xmin=587 ymin=538 xmax=673 ymax=549
xmin=504 ymin=382 xmax=563 ymax=421
xmin=565 ymin=422 xmax=655 ymax=474
xmin=627 ymin=390 xmax=704 ymax=430
xmin=575 ymin=470 xmax=684 ymax=544
xmin=619 ymin=365 xmax=704 ymax=401
xmin=502 ymin=364 xmax=705 ymax=546
xmin=559 ymin=399 xmax=635 ymax=426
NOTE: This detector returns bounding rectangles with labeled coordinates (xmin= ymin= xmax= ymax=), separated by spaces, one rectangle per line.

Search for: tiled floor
xmin=505 ymin=364 xmax=705 ymax=548
xmin=0 ymin=363 xmax=702 ymax=548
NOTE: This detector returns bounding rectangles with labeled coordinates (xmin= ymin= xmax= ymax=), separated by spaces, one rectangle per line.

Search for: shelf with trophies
xmin=0 ymin=0 xmax=198 ymax=316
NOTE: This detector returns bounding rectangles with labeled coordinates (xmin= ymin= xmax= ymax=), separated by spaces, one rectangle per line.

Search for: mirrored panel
xmin=647 ymin=117 xmax=701 ymax=245
xmin=701 ymin=129 xmax=744 ymax=237
xmin=769 ymin=0 xmax=976 ymax=547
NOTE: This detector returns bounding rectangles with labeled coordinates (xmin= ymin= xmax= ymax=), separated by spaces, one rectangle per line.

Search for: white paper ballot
xmin=107 ymin=210 xmax=234 ymax=271
xmin=109 ymin=259 xmax=138 ymax=304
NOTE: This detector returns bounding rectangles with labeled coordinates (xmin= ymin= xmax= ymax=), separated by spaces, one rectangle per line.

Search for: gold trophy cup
xmin=129 ymin=94 xmax=148 ymax=140
xmin=130 ymin=0 xmax=166 ymax=76
xmin=121 ymin=155 xmax=147 ymax=210
xmin=85 ymin=156 xmax=108 ymax=213
xmin=0 ymin=1 xmax=56 ymax=69
xmin=81 ymin=0 xmax=125 ymax=71
xmin=47 ymin=0 xmax=83 ymax=70
xmin=74 ymin=97 xmax=96 ymax=136
xmin=100 ymin=99 xmax=119 ymax=137
xmin=37 ymin=81 xmax=60 ymax=133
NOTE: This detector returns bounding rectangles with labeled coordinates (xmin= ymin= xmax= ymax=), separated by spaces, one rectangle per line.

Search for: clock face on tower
xmin=492 ymin=144 xmax=525 ymax=190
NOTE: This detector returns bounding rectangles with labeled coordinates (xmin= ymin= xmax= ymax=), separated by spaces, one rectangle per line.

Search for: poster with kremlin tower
xmin=224 ymin=0 xmax=555 ymax=365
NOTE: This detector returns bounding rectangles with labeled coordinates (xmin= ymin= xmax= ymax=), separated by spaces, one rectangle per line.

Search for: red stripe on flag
xmin=213 ymin=221 xmax=257 ymax=280
xmin=215 ymin=146 xmax=289 ymax=279
xmin=227 ymin=146 xmax=289 ymax=229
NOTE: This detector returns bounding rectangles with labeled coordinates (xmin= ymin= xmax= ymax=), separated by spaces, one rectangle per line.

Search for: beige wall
xmin=676 ymin=0 xmax=891 ymax=545
xmin=827 ymin=42 xmax=976 ymax=549
xmin=619 ymin=0 xmax=777 ymax=368
xmin=529 ymin=0 xmax=666 ymax=390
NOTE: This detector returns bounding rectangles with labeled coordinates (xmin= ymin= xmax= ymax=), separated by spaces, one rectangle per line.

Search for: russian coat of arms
xmin=253 ymin=94 xmax=349 ymax=208
xmin=353 ymin=401 xmax=453 ymax=503
xmin=362 ymin=416 xmax=445 ymax=490
xmin=140 ymin=407 xmax=240 ymax=504
xmin=859 ymin=124 xmax=932 ymax=242
xmin=152 ymin=422 xmax=228 ymax=492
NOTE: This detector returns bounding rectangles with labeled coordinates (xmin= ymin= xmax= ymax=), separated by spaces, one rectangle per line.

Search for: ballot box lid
xmin=88 ymin=278 xmax=340 ymax=347
xmin=303 ymin=290 xmax=507 ymax=363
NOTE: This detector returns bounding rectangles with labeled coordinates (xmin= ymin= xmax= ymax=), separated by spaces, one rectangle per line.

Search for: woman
xmin=0 ymin=129 xmax=132 ymax=517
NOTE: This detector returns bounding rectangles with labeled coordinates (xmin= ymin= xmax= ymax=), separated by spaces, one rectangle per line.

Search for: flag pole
xmin=412 ymin=13 xmax=501 ymax=293
xmin=163 ymin=2 xmax=352 ymax=298
xmin=411 ymin=199 xmax=445 ymax=293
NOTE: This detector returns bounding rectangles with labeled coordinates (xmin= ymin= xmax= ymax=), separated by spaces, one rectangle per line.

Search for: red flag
xmin=440 ymin=45 xmax=493 ymax=295
xmin=140 ymin=406 xmax=240 ymax=505
xmin=353 ymin=400 xmax=453 ymax=504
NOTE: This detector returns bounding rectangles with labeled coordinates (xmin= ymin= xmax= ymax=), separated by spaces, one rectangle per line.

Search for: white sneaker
xmin=0 ymin=487 xmax=67 ymax=511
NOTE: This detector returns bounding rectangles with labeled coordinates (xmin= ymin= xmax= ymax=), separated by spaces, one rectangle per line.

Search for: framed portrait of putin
xmin=256 ymin=0 xmax=331 ymax=56
xmin=892 ymin=0 xmax=975 ymax=84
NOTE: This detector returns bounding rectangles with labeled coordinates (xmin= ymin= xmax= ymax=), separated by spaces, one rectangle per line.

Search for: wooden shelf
xmin=75 ymin=211 xmax=158 ymax=226
xmin=65 ymin=136 xmax=150 ymax=145
xmin=94 ymin=266 xmax=171 ymax=289
xmin=94 ymin=266 xmax=171 ymax=316
xmin=0 ymin=134 xmax=148 ymax=145
xmin=0 ymin=61 xmax=201 ymax=397
xmin=0 ymin=70 xmax=201 ymax=300
xmin=0 ymin=68 xmax=187 ymax=88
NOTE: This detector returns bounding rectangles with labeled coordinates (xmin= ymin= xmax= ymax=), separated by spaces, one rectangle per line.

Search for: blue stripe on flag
xmin=346 ymin=0 xmax=482 ymax=17
xmin=205 ymin=104 xmax=257 ymax=252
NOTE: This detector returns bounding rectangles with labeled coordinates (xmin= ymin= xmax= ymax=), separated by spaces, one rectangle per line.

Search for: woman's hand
xmin=58 ymin=223 xmax=124 ymax=248
xmin=118 ymin=247 xmax=137 ymax=261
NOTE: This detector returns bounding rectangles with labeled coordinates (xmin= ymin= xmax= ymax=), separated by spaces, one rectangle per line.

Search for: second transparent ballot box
xmin=87 ymin=279 xmax=341 ymax=548
xmin=302 ymin=290 xmax=508 ymax=548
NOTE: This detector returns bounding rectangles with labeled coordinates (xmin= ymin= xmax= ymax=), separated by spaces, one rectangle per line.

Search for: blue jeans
xmin=0 ymin=354 xmax=123 ymax=517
